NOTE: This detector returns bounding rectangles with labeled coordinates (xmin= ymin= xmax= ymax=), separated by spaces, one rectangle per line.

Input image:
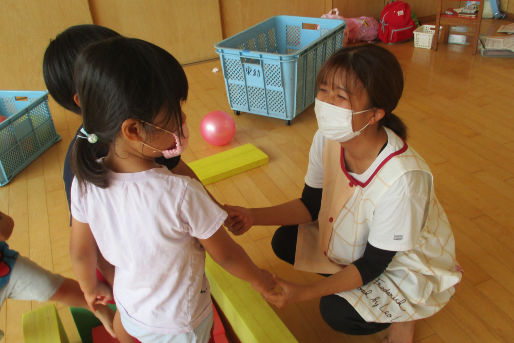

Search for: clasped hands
xmin=223 ymin=205 xmax=308 ymax=308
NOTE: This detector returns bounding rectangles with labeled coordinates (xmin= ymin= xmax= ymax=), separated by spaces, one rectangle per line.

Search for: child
xmin=225 ymin=44 xmax=462 ymax=343
xmin=69 ymin=37 xmax=275 ymax=343
xmin=43 ymin=26 xmax=209 ymax=341
xmin=43 ymin=23 xmax=219 ymax=280
xmin=0 ymin=211 xmax=115 ymax=338
xmin=43 ymin=24 xmax=205 ymax=215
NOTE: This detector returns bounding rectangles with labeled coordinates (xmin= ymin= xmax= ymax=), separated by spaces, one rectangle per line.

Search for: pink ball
xmin=200 ymin=111 xmax=235 ymax=146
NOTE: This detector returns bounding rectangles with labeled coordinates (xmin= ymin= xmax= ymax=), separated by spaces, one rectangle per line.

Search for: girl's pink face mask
xmin=162 ymin=124 xmax=189 ymax=159
xmin=140 ymin=121 xmax=189 ymax=159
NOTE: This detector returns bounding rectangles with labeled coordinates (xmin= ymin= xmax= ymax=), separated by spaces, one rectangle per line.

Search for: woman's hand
xmin=224 ymin=205 xmax=254 ymax=235
xmin=263 ymin=276 xmax=311 ymax=308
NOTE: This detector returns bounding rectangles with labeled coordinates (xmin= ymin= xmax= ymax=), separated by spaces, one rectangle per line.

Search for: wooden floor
xmin=1 ymin=19 xmax=513 ymax=343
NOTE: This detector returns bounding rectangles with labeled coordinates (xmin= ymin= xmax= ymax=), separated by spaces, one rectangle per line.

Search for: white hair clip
xmin=78 ymin=127 xmax=99 ymax=144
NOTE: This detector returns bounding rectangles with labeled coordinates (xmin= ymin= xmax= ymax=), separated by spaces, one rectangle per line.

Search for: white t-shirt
xmin=305 ymin=129 xmax=431 ymax=251
xmin=71 ymin=166 xmax=227 ymax=334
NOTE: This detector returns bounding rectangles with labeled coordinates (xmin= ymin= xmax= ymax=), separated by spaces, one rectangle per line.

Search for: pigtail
xmin=70 ymin=136 xmax=108 ymax=188
xmin=380 ymin=112 xmax=407 ymax=140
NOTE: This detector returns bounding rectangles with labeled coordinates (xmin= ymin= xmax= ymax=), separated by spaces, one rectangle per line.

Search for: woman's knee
xmin=271 ymin=225 xmax=298 ymax=265
xmin=319 ymin=295 xmax=390 ymax=335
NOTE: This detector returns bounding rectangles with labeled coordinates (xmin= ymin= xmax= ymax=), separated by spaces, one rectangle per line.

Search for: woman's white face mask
xmin=314 ymin=99 xmax=371 ymax=142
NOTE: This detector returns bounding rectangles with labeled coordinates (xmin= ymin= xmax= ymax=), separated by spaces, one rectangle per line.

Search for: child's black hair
xmin=43 ymin=24 xmax=121 ymax=114
xmin=316 ymin=44 xmax=407 ymax=140
xmin=71 ymin=37 xmax=188 ymax=188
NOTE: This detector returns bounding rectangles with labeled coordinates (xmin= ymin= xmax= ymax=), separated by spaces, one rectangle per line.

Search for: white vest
xmin=312 ymin=131 xmax=461 ymax=322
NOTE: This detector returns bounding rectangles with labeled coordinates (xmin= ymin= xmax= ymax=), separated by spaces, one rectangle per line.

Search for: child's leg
xmin=6 ymin=256 xmax=63 ymax=302
xmin=60 ymin=251 xmax=133 ymax=340
xmin=113 ymin=310 xmax=136 ymax=343
xmin=50 ymin=277 xmax=116 ymax=337
xmin=6 ymin=255 xmax=117 ymax=337
xmin=96 ymin=247 xmax=114 ymax=286
xmin=49 ymin=277 xmax=85 ymax=307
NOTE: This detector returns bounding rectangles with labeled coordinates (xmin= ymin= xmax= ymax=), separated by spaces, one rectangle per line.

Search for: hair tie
xmin=78 ymin=127 xmax=99 ymax=144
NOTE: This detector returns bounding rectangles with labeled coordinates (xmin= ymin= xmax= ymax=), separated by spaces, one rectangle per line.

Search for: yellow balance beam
xmin=206 ymin=255 xmax=297 ymax=343
xmin=188 ymin=143 xmax=268 ymax=185
xmin=191 ymin=144 xmax=295 ymax=341
xmin=22 ymin=304 xmax=69 ymax=343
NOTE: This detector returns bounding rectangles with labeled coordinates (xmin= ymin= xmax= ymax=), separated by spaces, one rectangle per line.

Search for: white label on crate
xmin=244 ymin=64 xmax=264 ymax=87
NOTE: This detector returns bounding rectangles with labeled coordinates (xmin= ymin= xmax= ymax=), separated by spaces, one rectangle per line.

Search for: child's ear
xmin=121 ymin=119 xmax=145 ymax=142
xmin=73 ymin=94 xmax=80 ymax=107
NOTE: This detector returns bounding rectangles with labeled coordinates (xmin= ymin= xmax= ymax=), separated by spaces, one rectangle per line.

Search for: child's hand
xmin=252 ymin=269 xmax=276 ymax=293
xmin=251 ymin=269 xmax=279 ymax=304
xmin=224 ymin=205 xmax=253 ymax=235
xmin=263 ymin=276 xmax=310 ymax=308
xmin=85 ymin=282 xmax=113 ymax=312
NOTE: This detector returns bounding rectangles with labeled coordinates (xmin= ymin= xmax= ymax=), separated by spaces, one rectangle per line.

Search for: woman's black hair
xmin=43 ymin=25 xmax=121 ymax=114
xmin=316 ymin=44 xmax=407 ymax=140
xmin=71 ymin=37 xmax=188 ymax=188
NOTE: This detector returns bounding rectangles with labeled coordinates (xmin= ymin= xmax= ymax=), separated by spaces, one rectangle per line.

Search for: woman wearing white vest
xmin=225 ymin=44 xmax=462 ymax=343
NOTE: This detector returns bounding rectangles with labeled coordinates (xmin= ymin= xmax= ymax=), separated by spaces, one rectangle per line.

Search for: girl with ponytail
xmin=69 ymin=37 xmax=276 ymax=342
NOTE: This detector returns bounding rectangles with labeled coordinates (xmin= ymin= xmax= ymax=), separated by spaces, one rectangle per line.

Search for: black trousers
xmin=271 ymin=225 xmax=390 ymax=335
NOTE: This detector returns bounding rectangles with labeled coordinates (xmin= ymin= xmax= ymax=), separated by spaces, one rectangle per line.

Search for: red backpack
xmin=378 ymin=1 xmax=416 ymax=43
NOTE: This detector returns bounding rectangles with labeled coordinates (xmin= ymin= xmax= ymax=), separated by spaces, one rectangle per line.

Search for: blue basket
xmin=0 ymin=91 xmax=61 ymax=186
xmin=215 ymin=15 xmax=345 ymax=123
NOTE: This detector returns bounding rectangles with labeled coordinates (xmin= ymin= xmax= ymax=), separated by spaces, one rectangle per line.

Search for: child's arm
xmin=70 ymin=217 xmax=111 ymax=310
xmin=96 ymin=248 xmax=115 ymax=286
xmin=172 ymin=160 xmax=222 ymax=207
xmin=266 ymin=264 xmax=363 ymax=308
xmin=225 ymin=198 xmax=312 ymax=235
xmin=199 ymin=226 xmax=275 ymax=294
xmin=0 ymin=210 xmax=14 ymax=241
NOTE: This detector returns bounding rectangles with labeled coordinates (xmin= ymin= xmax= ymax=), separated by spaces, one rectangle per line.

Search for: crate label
xmin=243 ymin=64 xmax=264 ymax=87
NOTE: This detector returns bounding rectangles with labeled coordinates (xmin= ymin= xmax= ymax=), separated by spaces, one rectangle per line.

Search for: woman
xmin=225 ymin=44 xmax=462 ymax=343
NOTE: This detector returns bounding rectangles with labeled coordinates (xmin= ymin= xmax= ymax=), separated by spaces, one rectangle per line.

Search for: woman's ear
xmin=121 ymin=119 xmax=144 ymax=142
xmin=369 ymin=108 xmax=386 ymax=125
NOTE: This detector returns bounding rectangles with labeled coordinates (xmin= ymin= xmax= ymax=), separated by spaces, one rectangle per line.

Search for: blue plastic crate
xmin=215 ymin=15 xmax=345 ymax=124
xmin=0 ymin=91 xmax=61 ymax=186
